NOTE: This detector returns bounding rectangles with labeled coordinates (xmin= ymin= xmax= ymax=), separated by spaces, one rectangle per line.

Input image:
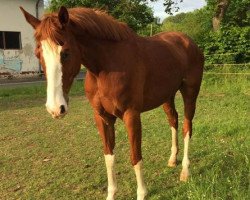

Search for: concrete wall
xmin=0 ymin=0 xmax=44 ymax=74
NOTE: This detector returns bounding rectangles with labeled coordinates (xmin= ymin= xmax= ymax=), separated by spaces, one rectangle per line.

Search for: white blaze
xmin=41 ymin=40 xmax=67 ymax=116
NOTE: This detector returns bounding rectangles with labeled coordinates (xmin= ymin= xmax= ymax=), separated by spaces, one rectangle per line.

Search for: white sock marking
xmin=41 ymin=40 xmax=67 ymax=116
xmin=168 ymin=127 xmax=178 ymax=167
xmin=105 ymin=155 xmax=117 ymax=200
xmin=134 ymin=160 xmax=147 ymax=200
xmin=180 ymin=132 xmax=190 ymax=181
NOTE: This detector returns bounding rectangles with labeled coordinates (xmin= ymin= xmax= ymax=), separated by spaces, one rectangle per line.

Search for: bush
xmin=201 ymin=26 xmax=250 ymax=64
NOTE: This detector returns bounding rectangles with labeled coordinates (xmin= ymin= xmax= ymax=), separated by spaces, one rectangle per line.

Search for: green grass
xmin=0 ymin=75 xmax=249 ymax=200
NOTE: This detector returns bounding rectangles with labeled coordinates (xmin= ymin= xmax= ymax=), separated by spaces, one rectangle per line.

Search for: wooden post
xmin=150 ymin=24 xmax=153 ymax=36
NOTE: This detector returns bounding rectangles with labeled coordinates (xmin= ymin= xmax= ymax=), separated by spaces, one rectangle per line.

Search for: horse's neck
xmin=74 ymin=35 xmax=96 ymax=72
xmin=77 ymin=36 xmax=112 ymax=74
xmin=76 ymin=34 xmax=139 ymax=75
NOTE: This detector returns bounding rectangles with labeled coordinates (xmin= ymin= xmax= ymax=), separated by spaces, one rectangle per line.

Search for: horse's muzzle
xmin=46 ymin=104 xmax=68 ymax=119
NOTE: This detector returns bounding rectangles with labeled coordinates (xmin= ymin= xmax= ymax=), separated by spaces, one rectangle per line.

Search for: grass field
xmin=0 ymin=74 xmax=249 ymax=200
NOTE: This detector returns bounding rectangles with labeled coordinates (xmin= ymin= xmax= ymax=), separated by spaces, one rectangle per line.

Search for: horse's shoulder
xmin=85 ymin=70 xmax=98 ymax=96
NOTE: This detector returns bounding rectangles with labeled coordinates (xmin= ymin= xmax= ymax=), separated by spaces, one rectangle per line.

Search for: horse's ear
xmin=58 ymin=6 xmax=69 ymax=28
xmin=20 ymin=6 xmax=40 ymax=29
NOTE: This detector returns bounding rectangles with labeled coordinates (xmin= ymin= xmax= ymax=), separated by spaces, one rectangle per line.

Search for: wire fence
xmin=204 ymin=72 xmax=250 ymax=75
xmin=206 ymin=63 xmax=250 ymax=66
xmin=203 ymin=51 xmax=250 ymax=75
xmin=204 ymin=51 xmax=250 ymax=57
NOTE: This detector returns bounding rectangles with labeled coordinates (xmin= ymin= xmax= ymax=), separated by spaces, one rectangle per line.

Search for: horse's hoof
xmin=106 ymin=196 xmax=115 ymax=200
xmin=167 ymin=160 xmax=177 ymax=167
xmin=137 ymin=194 xmax=147 ymax=200
xmin=137 ymin=189 xmax=147 ymax=200
xmin=180 ymin=169 xmax=189 ymax=182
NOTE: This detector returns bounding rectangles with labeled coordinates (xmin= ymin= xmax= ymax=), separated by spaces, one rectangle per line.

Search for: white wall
xmin=0 ymin=0 xmax=44 ymax=73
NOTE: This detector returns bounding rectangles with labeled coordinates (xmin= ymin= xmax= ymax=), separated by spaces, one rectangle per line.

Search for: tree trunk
xmin=212 ymin=0 xmax=230 ymax=31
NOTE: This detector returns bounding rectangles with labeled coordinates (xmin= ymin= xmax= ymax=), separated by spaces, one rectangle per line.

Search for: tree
xmin=110 ymin=0 xmax=154 ymax=31
xmin=206 ymin=0 xmax=250 ymax=30
xmin=48 ymin=0 xmax=154 ymax=31
xmin=148 ymin=0 xmax=184 ymax=15
xmin=163 ymin=0 xmax=183 ymax=14
xmin=212 ymin=0 xmax=230 ymax=31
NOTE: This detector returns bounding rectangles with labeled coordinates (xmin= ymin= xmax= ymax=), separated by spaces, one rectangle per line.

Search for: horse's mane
xmin=35 ymin=7 xmax=134 ymax=43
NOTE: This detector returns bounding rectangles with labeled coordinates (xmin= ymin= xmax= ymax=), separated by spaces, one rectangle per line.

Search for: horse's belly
xmin=142 ymin=77 xmax=182 ymax=112
xmin=142 ymin=92 xmax=172 ymax=112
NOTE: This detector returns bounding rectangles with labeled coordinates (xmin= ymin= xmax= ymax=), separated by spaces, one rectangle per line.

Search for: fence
xmin=203 ymin=51 xmax=250 ymax=75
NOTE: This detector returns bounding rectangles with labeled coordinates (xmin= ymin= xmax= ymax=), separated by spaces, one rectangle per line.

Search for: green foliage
xmin=161 ymin=1 xmax=250 ymax=65
xmin=161 ymin=8 xmax=212 ymax=44
xmin=203 ymin=0 xmax=250 ymax=64
xmin=111 ymin=0 xmax=154 ymax=31
xmin=138 ymin=22 xmax=162 ymax=36
xmin=201 ymin=26 xmax=250 ymax=64
xmin=163 ymin=12 xmax=186 ymax=23
xmin=223 ymin=0 xmax=250 ymax=27
xmin=48 ymin=0 xmax=154 ymax=31
xmin=206 ymin=0 xmax=250 ymax=27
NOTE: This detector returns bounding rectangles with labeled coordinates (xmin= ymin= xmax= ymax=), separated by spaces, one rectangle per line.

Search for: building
xmin=0 ymin=0 xmax=44 ymax=76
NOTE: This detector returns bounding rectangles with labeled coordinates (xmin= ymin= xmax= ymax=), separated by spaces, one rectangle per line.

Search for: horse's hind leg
xmin=179 ymin=82 xmax=201 ymax=182
xmin=163 ymin=97 xmax=179 ymax=167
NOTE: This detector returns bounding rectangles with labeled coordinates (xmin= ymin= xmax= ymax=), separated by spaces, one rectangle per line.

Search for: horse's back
xmin=144 ymin=31 xmax=204 ymax=85
xmin=152 ymin=31 xmax=204 ymax=70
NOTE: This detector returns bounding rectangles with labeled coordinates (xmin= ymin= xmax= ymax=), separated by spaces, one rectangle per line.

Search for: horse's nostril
xmin=60 ymin=105 xmax=66 ymax=114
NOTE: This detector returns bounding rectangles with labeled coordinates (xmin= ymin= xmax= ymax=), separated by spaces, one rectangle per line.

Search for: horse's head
xmin=20 ymin=6 xmax=81 ymax=119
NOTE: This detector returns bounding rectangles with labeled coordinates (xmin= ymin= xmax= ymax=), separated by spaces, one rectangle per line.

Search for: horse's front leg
xmin=123 ymin=109 xmax=147 ymax=200
xmin=94 ymin=113 xmax=117 ymax=200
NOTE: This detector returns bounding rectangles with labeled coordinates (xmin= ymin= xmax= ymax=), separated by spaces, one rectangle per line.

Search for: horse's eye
xmin=60 ymin=51 xmax=69 ymax=63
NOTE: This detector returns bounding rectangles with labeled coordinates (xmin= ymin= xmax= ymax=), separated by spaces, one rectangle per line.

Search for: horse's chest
xmin=99 ymin=95 xmax=116 ymax=113
xmin=97 ymin=89 xmax=123 ymax=118
xmin=97 ymin=79 xmax=129 ymax=117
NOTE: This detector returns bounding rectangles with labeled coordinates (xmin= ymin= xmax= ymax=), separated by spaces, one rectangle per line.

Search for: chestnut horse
xmin=21 ymin=6 xmax=203 ymax=200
